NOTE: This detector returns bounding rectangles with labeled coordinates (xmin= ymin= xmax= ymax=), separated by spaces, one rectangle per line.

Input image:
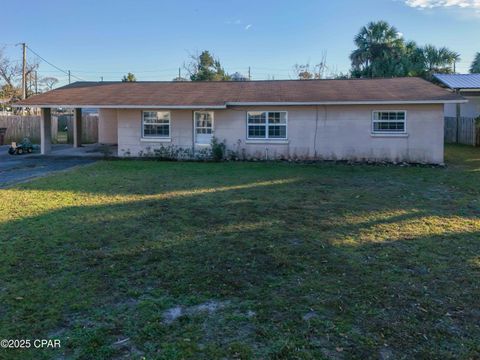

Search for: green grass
xmin=55 ymin=131 xmax=68 ymax=144
xmin=0 ymin=145 xmax=479 ymax=359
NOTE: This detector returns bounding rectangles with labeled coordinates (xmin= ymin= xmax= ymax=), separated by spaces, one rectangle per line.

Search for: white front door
xmin=194 ymin=111 xmax=214 ymax=145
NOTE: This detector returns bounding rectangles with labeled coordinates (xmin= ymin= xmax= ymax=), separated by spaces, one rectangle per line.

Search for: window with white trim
xmin=142 ymin=111 xmax=170 ymax=138
xmin=372 ymin=111 xmax=406 ymax=133
xmin=247 ymin=111 xmax=287 ymax=139
xmin=195 ymin=111 xmax=213 ymax=134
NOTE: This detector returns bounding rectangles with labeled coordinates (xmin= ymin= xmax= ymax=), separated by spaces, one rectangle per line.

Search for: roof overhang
xmin=458 ymin=89 xmax=480 ymax=92
xmin=226 ymin=100 xmax=467 ymax=106
xmin=12 ymin=99 xmax=467 ymax=108
xmin=11 ymin=104 xmax=228 ymax=109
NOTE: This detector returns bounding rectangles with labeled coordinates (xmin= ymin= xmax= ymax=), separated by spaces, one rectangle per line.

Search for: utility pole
xmin=178 ymin=67 xmax=181 ymax=79
xmin=21 ymin=43 xmax=26 ymax=100
xmin=100 ymin=76 xmax=103 ymax=82
xmin=248 ymin=66 xmax=251 ymax=80
xmin=68 ymin=70 xmax=71 ymax=84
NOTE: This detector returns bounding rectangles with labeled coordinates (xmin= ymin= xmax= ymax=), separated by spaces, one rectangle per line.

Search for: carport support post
xmin=40 ymin=108 xmax=52 ymax=155
xmin=73 ymin=108 xmax=82 ymax=148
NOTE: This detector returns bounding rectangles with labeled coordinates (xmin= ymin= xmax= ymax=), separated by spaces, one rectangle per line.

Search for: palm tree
xmin=400 ymin=41 xmax=426 ymax=77
xmin=423 ymin=45 xmax=460 ymax=77
xmin=470 ymin=53 xmax=480 ymax=73
xmin=350 ymin=21 xmax=404 ymax=78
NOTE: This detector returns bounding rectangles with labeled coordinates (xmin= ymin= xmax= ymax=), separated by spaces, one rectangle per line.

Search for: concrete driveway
xmin=0 ymin=145 xmax=97 ymax=188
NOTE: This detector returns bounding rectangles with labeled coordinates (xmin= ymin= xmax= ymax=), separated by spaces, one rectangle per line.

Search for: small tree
xmin=40 ymin=77 xmax=58 ymax=91
xmin=293 ymin=52 xmax=328 ymax=80
xmin=210 ymin=137 xmax=226 ymax=161
xmin=471 ymin=53 xmax=480 ymax=73
xmin=121 ymin=72 xmax=137 ymax=82
xmin=186 ymin=51 xmax=231 ymax=81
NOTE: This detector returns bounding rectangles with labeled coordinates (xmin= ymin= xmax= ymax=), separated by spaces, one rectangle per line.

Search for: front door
xmin=194 ymin=111 xmax=214 ymax=145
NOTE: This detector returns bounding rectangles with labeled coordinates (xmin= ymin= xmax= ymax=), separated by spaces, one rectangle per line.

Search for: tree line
xmin=2 ymin=20 xmax=479 ymax=101
xmin=123 ymin=21 xmax=479 ymax=82
xmin=349 ymin=21 xmax=461 ymax=80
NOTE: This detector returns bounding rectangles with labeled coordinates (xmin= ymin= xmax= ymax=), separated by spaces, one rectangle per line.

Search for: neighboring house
xmin=14 ymin=77 xmax=464 ymax=164
xmin=0 ymin=98 xmax=13 ymax=115
xmin=434 ymin=74 xmax=480 ymax=119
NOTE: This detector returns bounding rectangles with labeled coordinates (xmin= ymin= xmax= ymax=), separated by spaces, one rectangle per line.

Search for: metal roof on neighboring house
xmin=434 ymin=74 xmax=480 ymax=90
xmin=13 ymin=77 xmax=465 ymax=108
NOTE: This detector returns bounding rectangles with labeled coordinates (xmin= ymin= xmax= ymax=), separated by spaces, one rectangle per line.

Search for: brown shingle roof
xmin=15 ymin=77 xmax=464 ymax=107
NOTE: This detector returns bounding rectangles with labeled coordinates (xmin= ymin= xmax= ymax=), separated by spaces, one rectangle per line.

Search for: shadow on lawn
xmin=1 ymin=170 xmax=479 ymax=359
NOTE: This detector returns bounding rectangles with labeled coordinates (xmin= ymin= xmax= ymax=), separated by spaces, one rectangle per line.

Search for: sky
xmin=2 ymin=0 xmax=479 ymax=86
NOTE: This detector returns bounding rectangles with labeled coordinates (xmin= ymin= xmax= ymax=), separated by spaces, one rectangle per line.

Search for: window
xmin=372 ymin=111 xmax=406 ymax=133
xmin=142 ymin=111 xmax=170 ymax=138
xmin=247 ymin=111 xmax=287 ymax=140
xmin=194 ymin=111 xmax=214 ymax=145
xmin=194 ymin=112 xmax=213 ymax=134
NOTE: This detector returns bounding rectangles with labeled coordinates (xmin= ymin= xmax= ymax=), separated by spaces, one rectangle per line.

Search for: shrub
xmin=211 ymin=137 xmax=226 ymax=161
xmin=153 ymin=145 xmax=192 ymax=161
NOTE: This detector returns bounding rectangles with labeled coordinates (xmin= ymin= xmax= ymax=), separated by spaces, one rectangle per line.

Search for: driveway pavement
xmin=0 ymin=145 xmax=97 ymax=188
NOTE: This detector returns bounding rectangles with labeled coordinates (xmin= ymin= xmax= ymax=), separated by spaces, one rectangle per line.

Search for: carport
xmin=40 ymin=107 xmax=83 ymax=155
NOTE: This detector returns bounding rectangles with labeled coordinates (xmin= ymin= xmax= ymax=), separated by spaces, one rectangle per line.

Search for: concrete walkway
xmin=40 ymin=143 xmax=118 ymax=158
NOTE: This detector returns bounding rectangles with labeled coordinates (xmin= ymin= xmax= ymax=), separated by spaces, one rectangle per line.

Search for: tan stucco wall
xmin=98 ymin=109 xmax=118 ymax=144
xmin=117 ymin=109 xmax=192 ymax=156
xmin=112 ymin=104 xmax=444 ymax=164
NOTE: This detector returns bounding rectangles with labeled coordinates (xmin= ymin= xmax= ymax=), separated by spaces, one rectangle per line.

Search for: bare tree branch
xmin=293 ymin=51 xmax=329 ymax=80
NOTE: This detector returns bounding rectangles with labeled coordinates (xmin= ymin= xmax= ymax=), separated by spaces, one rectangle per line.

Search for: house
xmin=0 ymin=98 xmax=13 ymax=115
xmin=14 ymin=77 xmax=465 ymax=164
xmin=434 ymin=74 xmax=480 ymax=119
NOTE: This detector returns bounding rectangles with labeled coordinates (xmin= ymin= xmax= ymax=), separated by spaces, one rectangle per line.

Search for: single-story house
xmin=434 ymin=74 xmax=480 ymax=119
xmin=14 ymin=77 xmax=465 ymax=164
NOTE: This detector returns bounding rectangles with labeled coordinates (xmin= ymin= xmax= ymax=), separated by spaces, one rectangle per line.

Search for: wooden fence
xmin=0 ymin=115 xmax=98 ymax=145
xmin=0 ymin=115 xmax=41 ymax=144
xmin=64 ymin=115 xmax=99 ymax=144
xmin=444 ymin=116 xmax=479 ymax=146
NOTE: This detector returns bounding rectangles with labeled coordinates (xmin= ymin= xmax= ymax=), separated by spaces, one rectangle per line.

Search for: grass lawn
xmin=55 ymin=131 xmax=68 ymax=144
xmin=0 ymin=145 xmax=479 ymax=359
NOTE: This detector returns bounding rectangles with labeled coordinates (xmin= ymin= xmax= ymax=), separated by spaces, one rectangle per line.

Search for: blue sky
xmin=2 ymin=0 xmax=479 ymax=86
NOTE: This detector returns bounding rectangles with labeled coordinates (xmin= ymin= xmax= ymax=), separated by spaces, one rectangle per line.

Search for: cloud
xmin=245 ymin=24 xmax=252 ymax=30
xmin=404 ymin=0 xmax=480 ymax=9
xmin=225 ymin=19 xmax=242 ymax=25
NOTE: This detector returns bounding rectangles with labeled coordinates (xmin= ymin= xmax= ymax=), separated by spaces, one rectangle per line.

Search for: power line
xmin=69 ymin=68 xmax=179 ymax=74
xmin=26 ymin=45 xmax=85 ymax=82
